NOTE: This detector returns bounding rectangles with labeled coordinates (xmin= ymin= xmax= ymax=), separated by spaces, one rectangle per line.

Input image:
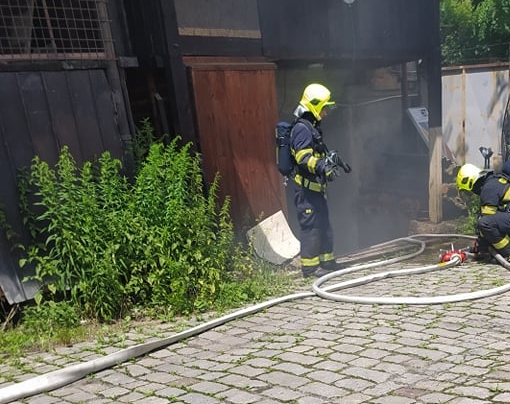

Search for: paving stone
xmin=298 ymin=381 xmax=347 ymax=398
xmin=295 ymin=396 xmax=324 ymax=404
xmin=179 ymin=392 xmax=220 ymax=403
xmin=101 ymin=371 xmax=138 ymax=385
xmin=448 ymin=398 xmax=489 ymax=404
xmin=136 ymin=357 xmax=166 ymax=368
xmin=334 ymin=376 xmax=374 ymax=391
xmin=251 ymin=349 xmax=283 ymax=359
xmin=313 ymin=359 xmax=348 ymax=372
xmin=363 ymin=380 xmax=403 ymax=397
xmin=492 ymin=392 xmax=510 ymax=402
xmin=141 ymin=371 xmax=179 ymax=384
xmin=276 ymin=352 xmax=323 ymax=366
xmin=228 ymin=364 xmax=266 ymax=377
xmin=135 ymin=396 xmax=171 ymax=404
xmin=348 ymin=357 xmax=380 ymax=368
xmin=218 ymin=374 xmax=268 ymax=390
xmin=96 ymin=386 xmax=130 ymax=399
xmin=117 ymin=391 xmax=147 ymax=402
xmin=262 ymin=386 xmax=303 ymax=401
xmin=449 ymin=364 xmax=491 ymax=377
xmin=257 ymin=371 xmax=310 ymax=389
xmin=190 ymin=380 xmax=229 ymax=395
xmin=217 ymin=388 xmax=260 ymax=404
xmin=420 ymin=392 xmax=457 ymax=403
xmin=135 ymin=382 xmax=168 ymax=394
xmin=306 ymin=370 xmax=343 ymax=384
xmin=244 ymin=357 xmax=278 ymax=368
xmin=336 ymin=392 xmax=372 ymax=404
xmin=450 ymin=385 xmax=492 ymax=400
xmin=196 ymin=371 xmax=229 ymax=381
xmin=372 ymin=396 xmax=416 ymax=404
xmin=23 ymin=396 xmax=62 ymax=404
xmin=154 ymin=386 xmax=186 ymax=399
xmin=123 ymin=363 xmax=152 ymax=377
xmin=344 ymin=366 xmax=392 ymax=384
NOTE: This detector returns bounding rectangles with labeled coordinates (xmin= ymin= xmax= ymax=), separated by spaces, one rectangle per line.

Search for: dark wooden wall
xmin=258 ymin=0 xmax=434 ymax=63
xmin=0 ymin=69 xmax=126 ymax=303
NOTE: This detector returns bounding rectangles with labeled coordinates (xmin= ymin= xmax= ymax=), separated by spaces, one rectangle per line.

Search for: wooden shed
xmin=0 ymin=0 xmax=442 ymax=304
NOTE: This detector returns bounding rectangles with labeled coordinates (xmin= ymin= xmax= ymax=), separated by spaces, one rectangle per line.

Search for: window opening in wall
xmin=0 ymin=0 xmax=113 ymax=62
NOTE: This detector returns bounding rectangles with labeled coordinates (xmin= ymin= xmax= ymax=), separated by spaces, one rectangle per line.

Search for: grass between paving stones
xmin=0 ymin=268 xmax=305 ymax=375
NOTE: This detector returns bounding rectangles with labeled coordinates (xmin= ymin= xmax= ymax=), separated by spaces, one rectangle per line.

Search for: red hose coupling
xmin=440 ymin=249 xmax=467 ymax=263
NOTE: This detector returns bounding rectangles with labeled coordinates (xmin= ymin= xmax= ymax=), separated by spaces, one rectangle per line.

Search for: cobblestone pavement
xmin=3 ymin=245 xmax=510 ymax=403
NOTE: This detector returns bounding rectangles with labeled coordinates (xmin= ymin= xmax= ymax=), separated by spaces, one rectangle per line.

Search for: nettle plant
xmin=20 ymin=137 xmax=236 ymax=321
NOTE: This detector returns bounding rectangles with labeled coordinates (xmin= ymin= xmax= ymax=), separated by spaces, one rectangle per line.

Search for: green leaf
xmin=34 ymin=292 xmax=43 ymax=306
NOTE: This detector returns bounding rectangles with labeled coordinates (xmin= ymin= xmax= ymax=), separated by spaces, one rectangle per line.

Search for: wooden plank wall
xmin=257 ymin=0 xmax=433 ymax=62
xmin=188 ymin=61 xmax=286 ymax=229
xmin=0 ymin=69 xmax=125 ymax=303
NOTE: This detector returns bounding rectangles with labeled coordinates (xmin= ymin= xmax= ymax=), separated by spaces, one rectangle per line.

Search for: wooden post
xmin=157 ymin=0 xmax=197 ymax=147
xmin=427 ymin=0 xmax=443 ymax=223
xmin=97 ymin=0 xmax=133 ymax=146
xmin=400 ymin=61 xmax=409 ymax=111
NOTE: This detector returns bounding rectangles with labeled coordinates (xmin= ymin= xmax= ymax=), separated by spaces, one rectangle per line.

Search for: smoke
xmin=276 ymin=66 xmax=428 ymax=255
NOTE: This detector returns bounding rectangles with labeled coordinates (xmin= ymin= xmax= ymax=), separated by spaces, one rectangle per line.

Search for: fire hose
xmin=3 ymin=233 xmax=510 ymax=403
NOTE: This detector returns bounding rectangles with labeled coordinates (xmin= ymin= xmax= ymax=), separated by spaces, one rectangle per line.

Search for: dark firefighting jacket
xmin=290 ymin=117 xmax=329 ymax=193
xmin=477 ymin=172 xmax=510 ymax=215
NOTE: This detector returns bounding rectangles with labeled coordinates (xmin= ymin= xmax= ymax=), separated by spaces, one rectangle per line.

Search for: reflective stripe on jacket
xmin=290 ymin=118 xmax=328 ymax=193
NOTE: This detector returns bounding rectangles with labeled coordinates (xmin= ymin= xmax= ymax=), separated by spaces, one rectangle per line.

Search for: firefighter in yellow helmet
xmin=290 ymin=83 xmax=352 ymax=277
xmin=456 ymin=163 xmax=510 ymax=260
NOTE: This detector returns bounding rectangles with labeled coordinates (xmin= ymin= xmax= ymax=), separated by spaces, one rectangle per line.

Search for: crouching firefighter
xmin=289 ymin=83 xmax=352 ymax=278
xmin=456 ymin=163 xmax=510 ymax=261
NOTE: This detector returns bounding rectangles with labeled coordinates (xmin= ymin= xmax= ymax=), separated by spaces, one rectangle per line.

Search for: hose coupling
xmin=439 ymin=249 xmax=467 ymax=263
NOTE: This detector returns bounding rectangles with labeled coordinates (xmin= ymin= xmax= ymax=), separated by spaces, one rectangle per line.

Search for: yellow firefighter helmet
xmin=299 ymin=83 xmax=335 ymax=121
xmin=456 ymin=163 xmax=482 ymax=192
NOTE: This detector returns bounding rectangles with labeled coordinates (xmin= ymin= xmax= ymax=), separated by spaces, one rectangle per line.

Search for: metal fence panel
xmin=0 ymin=0 xmax=112 ymax=62
xmin=443 ymin=65 xmax=509 ymax=167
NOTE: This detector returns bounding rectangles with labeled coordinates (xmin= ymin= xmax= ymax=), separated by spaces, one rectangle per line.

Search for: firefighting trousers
xmin=477 ymin=211 xmax=510 ymax=257
xmin=293 ymin=186 xmax=335 ymax=270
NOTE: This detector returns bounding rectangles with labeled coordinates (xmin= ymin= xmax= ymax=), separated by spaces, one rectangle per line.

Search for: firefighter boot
xmin=321 ymin=260 xmax=346 ymax=272
xmin=302 ymin=266 xmax=332 ymax=278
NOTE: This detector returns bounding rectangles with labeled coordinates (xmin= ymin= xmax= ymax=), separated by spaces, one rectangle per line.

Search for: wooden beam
xmin=157 ymin=0 xmax=197 ymax=147
xmin=179 ymin=36 xmax=262 ymax=58
xmin=427 ymin=0 xmax=443 ymax=223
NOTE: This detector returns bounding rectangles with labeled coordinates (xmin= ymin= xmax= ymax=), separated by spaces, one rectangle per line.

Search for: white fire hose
xmin=3 ymin=233 xmax=510 ymax=404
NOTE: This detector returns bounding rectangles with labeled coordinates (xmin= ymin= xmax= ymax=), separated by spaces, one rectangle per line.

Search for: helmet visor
xmin=322 ymin=101 xmax=337 ymax=111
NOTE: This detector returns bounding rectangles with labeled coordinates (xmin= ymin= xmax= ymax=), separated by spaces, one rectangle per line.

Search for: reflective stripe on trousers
xmin=294 ymin=186 xmax=334 ymax=270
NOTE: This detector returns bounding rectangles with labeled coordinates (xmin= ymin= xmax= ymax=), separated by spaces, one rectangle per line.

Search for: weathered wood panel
xmin=0 ymin=69 xmax=125 ymax=303
xmin=18 ymin=72 xmax=60 ymax=165
xmin=258 ymin=0 xmax=435 ymax=63
xmin=44 ymin=71 xmax=84 ymax=161
xmin=67 ymin=71 xmax=106 ymax=159
xmin=174 ymin=0 xmax=260 ymax=38
xmin=189 ymin=62 xmax=286 ymax=228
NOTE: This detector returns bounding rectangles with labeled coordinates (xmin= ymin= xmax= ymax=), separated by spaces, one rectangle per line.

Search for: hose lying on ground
xmin=314 ymin=234 xmax=510 ymax=305
xmin=2 ymin=233 xmax=510 ymax=404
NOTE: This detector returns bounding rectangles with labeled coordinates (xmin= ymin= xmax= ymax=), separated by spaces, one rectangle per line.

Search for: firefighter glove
xmin=324 ymin=159 xmax=340 ymax=182
xmin=326 ymin=150 xmax=352 ymax=174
